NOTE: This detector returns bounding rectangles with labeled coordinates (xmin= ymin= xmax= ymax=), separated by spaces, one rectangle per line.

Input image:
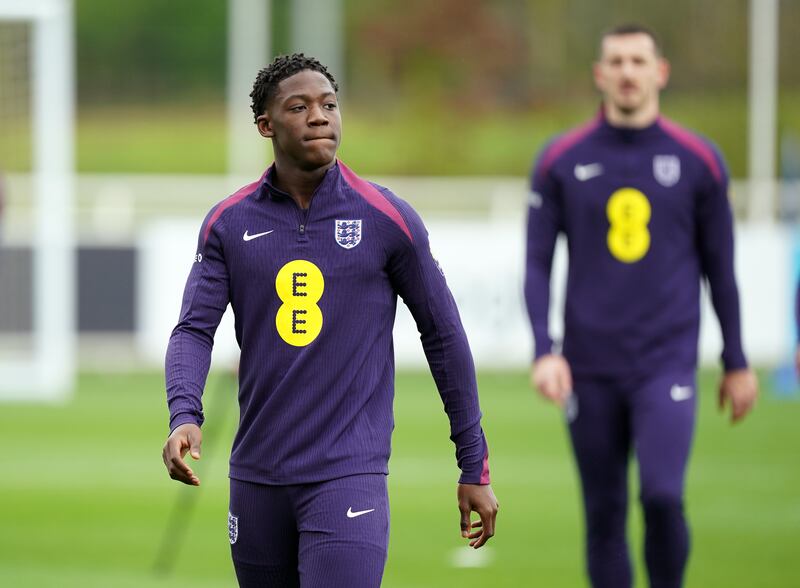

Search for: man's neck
xmin=272 ymin=159 xmax=336 ymax=209
xmin=604 ymin=100 xmax=660 ymax=129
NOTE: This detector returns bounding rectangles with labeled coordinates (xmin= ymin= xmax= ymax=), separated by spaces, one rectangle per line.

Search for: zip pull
xmin=299 ymin=224 xmax=306 ymax=235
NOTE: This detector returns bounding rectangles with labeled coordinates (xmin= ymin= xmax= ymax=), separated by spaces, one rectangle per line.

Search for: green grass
xmin=82 ymin=88 xmax=800 ymax=177
xmin=76 ymin=104 xmax=229 ymax=174
xmin=3 ymin=89 xmax=795 ymax=176
xmin=0 ymin=369 xmax=798 ymax=586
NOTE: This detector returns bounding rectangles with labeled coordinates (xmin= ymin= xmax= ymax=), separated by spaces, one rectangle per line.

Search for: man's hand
xmin=162 ymin=423 xmax=203 ymax=486
xmin=531 ymin=354 xmax=573 ymax=408
xmin=457 ymin=484 xmax=499 ymax=549
xmin=719 ymin=368 xmax=758 ymax=423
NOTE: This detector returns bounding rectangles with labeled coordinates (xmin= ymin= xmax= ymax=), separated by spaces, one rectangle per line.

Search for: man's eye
xmin=324 ymin=103 xmax=337 ymax=110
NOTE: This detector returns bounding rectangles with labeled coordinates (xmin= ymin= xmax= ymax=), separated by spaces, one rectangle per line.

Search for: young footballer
xmin=162 ymin=54 xmax=498 ymax=587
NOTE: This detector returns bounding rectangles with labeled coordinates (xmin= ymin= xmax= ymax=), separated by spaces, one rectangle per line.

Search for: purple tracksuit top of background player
xmin=166 ymin=160 xmax=490 ymax=486
xmin=525 ymin=111 xmax=748 ymax=376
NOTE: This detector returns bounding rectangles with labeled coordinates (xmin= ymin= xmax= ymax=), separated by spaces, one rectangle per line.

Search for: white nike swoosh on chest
xmin=243 ymin=229 xmax=274 ymax=241
xmin=574 ymin=163 xmax=604 ymax=181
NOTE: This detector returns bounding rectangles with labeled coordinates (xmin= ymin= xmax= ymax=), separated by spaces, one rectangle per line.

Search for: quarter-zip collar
xmin=259 ymin=160 xmax=340 ymax=206
xmin=596 ymin=107 xmax=663 ymax=144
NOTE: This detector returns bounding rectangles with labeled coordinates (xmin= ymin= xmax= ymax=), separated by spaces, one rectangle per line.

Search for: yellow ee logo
xmin=275 ymin=260 xmax=324 ymax=346
xmin=606 ymin=188 xmax=651 ymax=263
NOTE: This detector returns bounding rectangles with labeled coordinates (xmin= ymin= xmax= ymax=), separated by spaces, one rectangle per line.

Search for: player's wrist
xmin=720 ymin=343 xmax=748 ymax=372
xmin=458 ymin=479 xmax=491 ymax=486
xmin=458 ymin=471 xmax=491 ymax=485
xmin=169 ymin=414 xmax=202 ymax=435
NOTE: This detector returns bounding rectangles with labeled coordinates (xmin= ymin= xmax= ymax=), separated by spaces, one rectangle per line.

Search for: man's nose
xmin=308 ymin=104 xmax=328 ymax=125
xmin=619 ymin=59 xmax=636 ymax=78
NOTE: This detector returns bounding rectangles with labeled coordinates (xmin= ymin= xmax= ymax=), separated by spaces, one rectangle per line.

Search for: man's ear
xmin=257 ymin=113 xmax=273 ymax=138
xmin=592 ymin=61 xmax=607 ymax=94
xmin=656 ymin=57 xmax=671 ymax=90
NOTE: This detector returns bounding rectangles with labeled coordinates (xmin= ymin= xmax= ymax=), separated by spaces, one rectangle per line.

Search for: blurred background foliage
xmin=66 ymin=0 xmax=800 ymax=175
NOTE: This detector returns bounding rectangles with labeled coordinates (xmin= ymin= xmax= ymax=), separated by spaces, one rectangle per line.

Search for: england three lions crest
xmin=335 ymin=219 xmax=362 ymax=249
xmin=653 ymin=155 xmax=681 ymax=187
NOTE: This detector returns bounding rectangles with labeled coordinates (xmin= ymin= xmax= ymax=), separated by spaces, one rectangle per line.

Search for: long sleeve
xmin=524 ymin=158 xmax=563 ymax=360
xmin=165 ymin=211 xmax=231 ymax=432
xmin=695 ymin=153 xmax=747 ymax=371
xmin=384 ymin=199 xmax=489 ymax=485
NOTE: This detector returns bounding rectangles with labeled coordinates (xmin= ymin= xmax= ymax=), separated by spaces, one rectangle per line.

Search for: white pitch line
xmin=450 ymin=545 xmax=494 ymax=568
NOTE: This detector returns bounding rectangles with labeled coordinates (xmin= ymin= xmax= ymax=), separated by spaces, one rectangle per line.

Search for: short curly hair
xmin=249 ymin=53 xmax=339 ymax=123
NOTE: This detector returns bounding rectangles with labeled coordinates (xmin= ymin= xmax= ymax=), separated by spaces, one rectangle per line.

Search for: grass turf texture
xmin=4 ymin=90 xmax=799 ymax=177
xmin=0 ymin=370 xmax=797 ymax=586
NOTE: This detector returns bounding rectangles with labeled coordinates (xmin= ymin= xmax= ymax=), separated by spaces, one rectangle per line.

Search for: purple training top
xmin=525 ymin=112 xmax=748 ymax=376
xmin=166 ymin=161 xmax=490 ymax=486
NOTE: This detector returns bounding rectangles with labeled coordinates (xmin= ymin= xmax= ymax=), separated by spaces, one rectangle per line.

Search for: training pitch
xmin=0 ymin=369 xmax=797 ymax=587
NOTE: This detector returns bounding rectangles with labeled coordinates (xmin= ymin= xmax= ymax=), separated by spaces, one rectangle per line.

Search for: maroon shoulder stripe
xmin=202 ymin=169 xmax=268 ymax=244
xmin=338 ymin=160 xmax=413 ymax=242
xmin=538 ymin=112 xmax=602 ymax=179
xmin=658 ymin=116 xmax=723 ymax=184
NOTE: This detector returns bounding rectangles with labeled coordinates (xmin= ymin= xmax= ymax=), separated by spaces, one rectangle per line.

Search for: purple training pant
xmin=567 ymin=369 xmax=697 ymax=588
xmin=229 ymin=474 xmax=389 ymax=587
